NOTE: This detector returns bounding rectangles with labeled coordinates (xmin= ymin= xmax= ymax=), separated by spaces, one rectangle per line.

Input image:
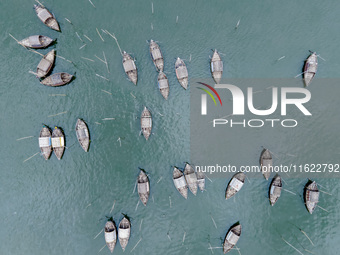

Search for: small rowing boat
xmin=75 ymin=119 xmax=90 ymax=152
xmin=210 ymin=49 xmax=223 ymax=84
xmin=223 ymin=223 xmax=241 ymax=254
xmin=34 ymin=4 xmax=60 ymax=31
xmin=36 ymin=49 xmax=55 ymax=78
xmin=137 ymin=169 xmax=150 ymax=206
xmin=304 ymin=180 xmax=319 ymax=214
xmin=39 ymin=125 xmax=52 ymax=160
xmin=122 ymin=51 xmax=138 ymax=85
xmin=175 ymin=57 xmax=188 ymax=89
xmin=173 ymin=167 xmax=188 ymax=199
xmin=51 ymin=126 xmax=65 ymax=160
xmin=149 ymin=40 xmax=164 ymax=71
xmin=19 ymin=35 xmax=54 ymax=49
xmin=260 ymin=149 xmax=272 ymax=180
xmin=303 ymin=52 xmax=318 ymax=86
xmin=269 ymin=174 xmax=282 ymax=206
xmin=184 ymin=163 xmax=198 ymax=195
xmin=157 ymin=71 xmax=169 ymax=100
xmin=141 ymin=107 xmax=152 ymax=140
xmin=105 ymin=220 xmax=117 ymax=253
xmin=40 ymin=72 xmax=73 ymax=87
xmin=225 ymin=172 xmax=246 ymax=200
xmin=118 ymin=217 xmax=131 ymax=251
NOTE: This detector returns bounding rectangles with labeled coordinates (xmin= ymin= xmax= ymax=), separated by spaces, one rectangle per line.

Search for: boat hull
xmin=75 ymin=119 xmax=90 ymax=152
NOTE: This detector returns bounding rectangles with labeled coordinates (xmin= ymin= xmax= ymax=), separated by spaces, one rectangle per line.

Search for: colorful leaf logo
xmin=197 ymin=82 xmax=222 ymax=106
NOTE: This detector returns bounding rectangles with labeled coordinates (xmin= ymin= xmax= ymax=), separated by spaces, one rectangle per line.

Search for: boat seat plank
xmin=77 ymin=129 xmax=89 ymax=138
xmin=177 ymin=67 xmax=188 ymax=79
xmin=174 ymin=177 xmax=186 ymax=188
xmin=141 ymin=118 xmax=151 ymax=128
xmin=123 ymin=60 xmax=136 ymax=72
xmin=105 ymin=232 xmax=116 ymax=242
xmin=309 ymin=191 xmax=319 ymax=202
xmin=51 ymin=137 xmax=64 ymax=147
xmin=226 ymin=231 xmax=240 ymax=245
xmin=158 ymin=79 xmax=168 ymax=89
xmin=51 ymin=74 xmax=64 ymax=85
xmin=38 ymin=58 xmax=52 ymax=72
xmin=230 ymin=178 xmax=244 ymax=191
xmin=270 ymin=185 xmax=281 ymax=196
xmin=151 ymin=49 xmax=162 ymax=60
xmin=38 ymin=9 xmax=52 ymax=22
xmin=39 ymin=137 xmax=51 ymax=147
xmin=138 ymin=183 xmax=149 ymax=193
xmin=119 ymin=228 xmax=130 ymax=238
xmin=29 ymin=36 xmax=41 ymax=47
xmin=211 ymin=61 xmax=223 ymax=72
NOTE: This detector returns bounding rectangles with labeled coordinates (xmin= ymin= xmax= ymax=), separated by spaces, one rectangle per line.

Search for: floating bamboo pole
xmin=130 ymin=238 xmax=142 ymax=252
xmin=139 ymin=219 xmax=143 ymax=231
xmin=235 ymin=19 xmax=240 ymax=29
xmin=101 ymin=90 xmax=112 ymax=95
xmin=93 ymin=229 xmax=103 ymax=239
xmin=211 ymin=215 xmax=217 ymax=229
xmin=103 ymin=51 xmax=109 ymax=73
xmin=88 ymin=0 xmax=96 ymax=8
xmin=96 ymin=28 xmax=104 ymax=42
xmin=84 ymin=34 xmax=92 ymax=42
xmin=135 ymin=200 xmax=140 ymax=211
xmin=75 ymin=32 xmax=83 ymax=42
xmin=81 ymin=57 xmax=95 ymax=62
xmin=65 ymin=18 xmax=72 ymax=24
xmin=182 ymin=231 xmax=186 ymax=244
xmin=49 ymin=94 xmax=66 ymax=96
xmin=98 ymin=244 xmax=106 ymax=253
xmin=17 ymin=136 xmax=34 ymax=141
xmin=23 ymin=152 xmax=39 ymax=162
xmin=95 ymin=74 xmax=109 ymax=81
xmin=109 ymin=200 xmax=116 ymax=214
xmin=79 ymin=44 xmax=86 ymax=50
xmin=281 ymin=237 xmax=304 ymax=255
xmin=48 ymin=111 xmax=67 ymax=117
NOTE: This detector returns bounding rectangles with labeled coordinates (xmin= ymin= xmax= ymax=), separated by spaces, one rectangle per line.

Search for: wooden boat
xmin=122 ymin=51 xmax=138 ymax=85
xmin=19 ymin=35 xmax=54 ymax=49
xmin=269 ymin=174 xmax=282 ymax=206
xmin=39 ymin=125 xmax=52 ymax=160
xmin=225 ymin=172 xmax=246 ymax=200
xmin=118 ymin=217 xmax=131 ymax=251
xmin=141 ymin=107 xmax=152 ymax=140
xmin=223 ymin=223 xmax=241 ymax=254
xmin=51 ymin=127 xmax=65 ymax=160
xmin=36 ymin=49 xmax=55 ymax=78
xmin=104 ymin=220 xmax=117 ymax=253
xmin=75 ymin=119 xmax=90 ymax=152
xmin=137 ymin=169 xmax=150 ymax=206
xmin=196 ymin=167 xmax=205 ymax=192
xmin=303 ymin=52 xmax=318 ymax=86
xmin=34 ymin=4 xmax=60 ymax=31
xmin=210 ymin=49 xmax=223 ymax=84
xmin=41 ymin=73 xmax=73 ymax=87
xmin=157 ymin=71 xmax=169 ymax=100
xmin=304 ymin=180 xmax=319 ymax=214
xmin=260 ymin=149 xmax=272 ymax=180
xmin=184 ymin=163 xmax=198 ymax=195
xmin=149 ymin=40 xmax=164 ymax=71
xmin=173 ymin=167 xmax=188 ymax=199
xmin=175 ymin=57 xmax=188 ymax=89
